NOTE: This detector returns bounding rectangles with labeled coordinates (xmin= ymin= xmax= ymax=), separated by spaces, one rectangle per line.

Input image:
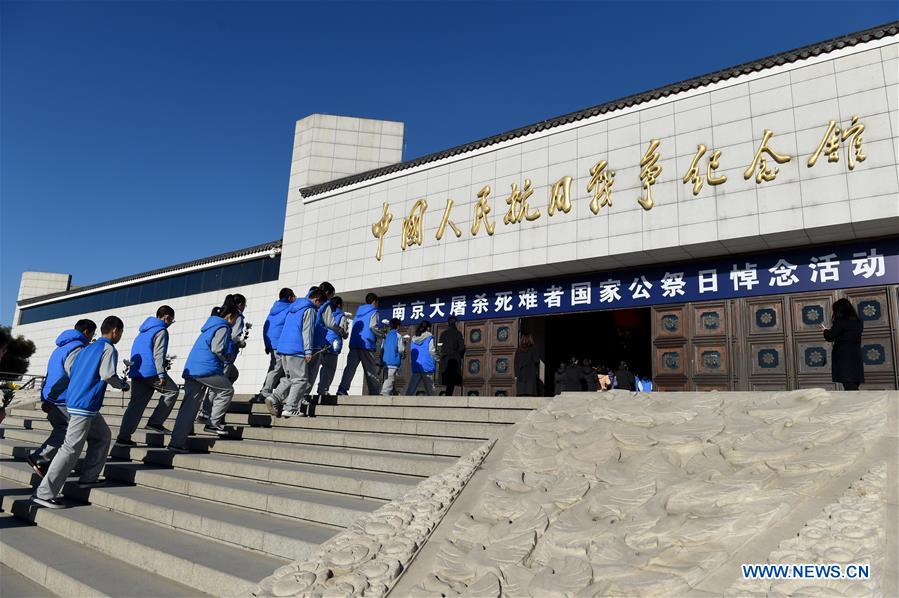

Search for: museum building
xmin=13 ymin=22 xmax=899 ymax=395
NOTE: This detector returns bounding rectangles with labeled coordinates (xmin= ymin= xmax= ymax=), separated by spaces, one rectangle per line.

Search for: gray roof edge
xmin=18 ymin=239 xmax=283 ymax=308
xmin=299 ymin=20 xmax=899 ymax=198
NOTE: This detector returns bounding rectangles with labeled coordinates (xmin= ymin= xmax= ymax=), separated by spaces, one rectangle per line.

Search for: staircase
xmin=0 ymin=392 xmax=539 ymax=596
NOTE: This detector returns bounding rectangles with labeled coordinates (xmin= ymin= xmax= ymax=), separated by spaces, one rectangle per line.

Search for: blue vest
xmin=130 ymin=317 xmax=168 ymax=379
xmin=313 ymin=303 xmax=330 ymax=350
xmin=263 ymin=299 xmax=292 ymax=351
xmin=42 ymin=329 xmax=88 ymax=404
xmin=349 ymin=303 xmax=378 ymax=351
xmin=326 ymin=308 xmax=345 ymax=354
xmin=62 ymin=337 xmax=115 ymax=417
xmin=183 ymin=316 xmax=232 ymax=378
xmin=382 ymin=330 xmax=402 ymax=367
xmin=411 ymin=335 xmax=436 ymax=373
xmin=276 ymin=298 xmax=315 ymax=356
xmin=636 ymin=376 xmax=654 ymax=392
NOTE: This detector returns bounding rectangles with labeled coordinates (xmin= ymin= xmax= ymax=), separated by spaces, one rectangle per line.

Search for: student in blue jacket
xmin=336 ymin=292 xmax=385 ymax=396
xmin=254 ymin=287 xmax=296 ymax=403
xmin=168 ymin=304 xmax=241 ymax=452
xmin=315 ymin=295 xmax=347 ymax=399
xmin=26 ymin=319 xmax=96 ymax=478
xmin=380 ymin=318 xmax=405 ymax=396
xmin=267 ymin=288 xmax=324 ymax=418
xmin=32 ymin=316 xmax=128 ymax=509
xmin=308 ymin=283 xmax=348 ymax=398
xmin=198 ymin=294 xmax=247 ymax=423
xmin=115 ymin=305 xmax=178 ymax=447
xmin=405 ymin=320 xmax=437 ymax=396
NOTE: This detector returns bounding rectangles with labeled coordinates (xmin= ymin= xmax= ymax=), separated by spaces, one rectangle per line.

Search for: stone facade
xmin=282 ymin=40 xmax=898 ymax=300
xmin=11 ymin=28 xmax=899 ymax=395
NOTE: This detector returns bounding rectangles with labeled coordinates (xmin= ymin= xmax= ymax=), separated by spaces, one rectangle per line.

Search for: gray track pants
xmin=35 ymin=414 xmax=111 ymax=500
xmin=118 ymin=375 xmax=179 ymax=440
xmin=273 ymin=354 xmax=316 ymax=411
xmin=337 ymin=349 xmax=381 ymax=395
xmin=381 ymin=366 xmax=399 ymax=396
xmin=171 ymin=375 xmax=234 ymax=448
xmin=260 ymin=352 xmax=285 ymax=397
xmin=29 ymin=403 xmax=69 ymax=467
xmin=202 ymin=364 xmax=238 ymax=418
xmin=316 ymin=352 xmax=338 ymax=395
xmin=405 ymin=372 xmax=436 ymax=396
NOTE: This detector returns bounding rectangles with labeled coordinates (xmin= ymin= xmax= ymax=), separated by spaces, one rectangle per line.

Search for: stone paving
xmin=728 ymin=462 xmax=887 ymax=597
xmin=395 ymin=390 xmax=896 ymax=597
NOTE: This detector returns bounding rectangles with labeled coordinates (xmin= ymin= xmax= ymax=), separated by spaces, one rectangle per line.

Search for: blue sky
xmin=2 ymin=1 xmax=896 ymax=326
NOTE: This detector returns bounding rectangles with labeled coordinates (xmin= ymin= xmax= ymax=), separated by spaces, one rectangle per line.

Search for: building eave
xmin=299 ymin=20 xmax=899 ymax=199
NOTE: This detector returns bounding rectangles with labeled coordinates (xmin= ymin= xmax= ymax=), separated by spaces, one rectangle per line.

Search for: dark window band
xmin=18 ymin=255 xmax=280 ymax=326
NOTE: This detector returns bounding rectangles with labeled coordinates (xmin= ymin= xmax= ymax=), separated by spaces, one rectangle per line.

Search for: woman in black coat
xmin=514 ymin=334 xmax=540 ymax=396
xmin=438 ymin=316 xmax=465 ymax=396
xmin=822 ymin=298 xmax=864 ymax=390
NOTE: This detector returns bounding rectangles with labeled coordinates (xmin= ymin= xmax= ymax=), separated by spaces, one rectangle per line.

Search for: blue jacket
xmin=410 ymin=334 xmax=436 ymax=374
xmin=263 ymin=299 xmax=292 ymax=352
xmin=636 ymin=376 xmax=653 ymax=392
xmin=63 ymin=337 xmax=115 ymax=417
xmin=130 ymin=317 xmax=168 ymax=379
xmin=382 ymin=330 xmax=402 ymax=367
xmin=276 ymin=298 xmax=315 ymax=356
xmin=349 ymin=303 xmax=378 ymax=351
xmin=42 ymin=329 xmax=88 ymax=404
xmin=183 ymin=316 xmax=232 ymax=378
xmin=326 ymin=308 xmax=346 ymax=354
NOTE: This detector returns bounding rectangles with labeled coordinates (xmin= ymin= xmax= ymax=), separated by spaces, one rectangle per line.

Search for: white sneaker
xmin=283 ymin=409 xmax=301 ymax=418
xmin=32 ymin=496 xmax=66 ymax=509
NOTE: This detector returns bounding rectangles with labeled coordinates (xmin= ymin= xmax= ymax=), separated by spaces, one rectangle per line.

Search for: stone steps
xmin=247 ymin=402 xmax=528 ymax=423
xmin=0 ymin=561 xmax=60 ymax=598
xmin=0 ymin=512 xmax=201 ymax=597
xmin=7 ymin=404 xmax=507 ymax=441
xmin=0 ymin=394 xmax=536 ymax=596
xmin=90 ymin=393 xmax=542 ymax=410
xmin=2 ymin=426 xmax=454 ymax=477
xmin=0 ymin=480 xmax=286 ymax=596
xmin=0 ymin=435 xmax=417 ymax=502
xmin=45 ymin=398 xmax=529 ymax=424
xmin=3 ymin=412 xmax=482 ymax=457
xmin=1 ymin=477 xmax=286 ymax=595
xmin=0 ymin=459 xmax=344 ymax=559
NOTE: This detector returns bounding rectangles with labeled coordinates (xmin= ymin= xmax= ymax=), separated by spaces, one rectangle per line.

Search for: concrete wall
xmin=290 ymin=114 xmax=404 ymax=189
xmin=17 ymin=272 xmax=71 ymax=303
xmin=278 ymin=39 xmax=899 ymax=302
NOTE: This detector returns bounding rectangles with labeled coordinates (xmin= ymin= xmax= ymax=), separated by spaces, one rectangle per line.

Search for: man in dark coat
xmin=615 ymin=361 xmax=637 ymax=391
xmin=514 ymin=333 xmax=540 ymax=397
xmin=439 ymin=316 xmax=465 ymax=396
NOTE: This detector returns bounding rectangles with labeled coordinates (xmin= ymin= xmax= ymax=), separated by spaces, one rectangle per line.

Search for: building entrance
xmin=523 ymin=308 xmax=652 ymax=396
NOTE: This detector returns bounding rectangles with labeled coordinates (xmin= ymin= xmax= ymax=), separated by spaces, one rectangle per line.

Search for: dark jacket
xmin=582 ymin=366 xmax=598 ymax=392
xmin=561 ymin=365 xmax=584 ymax=392
xmin=823 ymin=319 xmax=864 ymax=384
xmin=439 ymin=326 xmax=465 ymax=386
xmin=514 ymin=346 xmax=540 ymax=396
xmin=615 ymin=368 xmax=637 ymax=391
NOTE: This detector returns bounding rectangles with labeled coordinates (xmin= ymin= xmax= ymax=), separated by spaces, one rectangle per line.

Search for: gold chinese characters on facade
xmin=683 ymin=144 xmax=726 ymax=196
xmin=369 ymin=116 xmax=869 ymax=260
